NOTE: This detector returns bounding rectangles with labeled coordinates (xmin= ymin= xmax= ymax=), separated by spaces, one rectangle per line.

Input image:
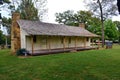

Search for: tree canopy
xmin=55 ymin=10 xmax=93 ymax=27
xmin=87 ymin=17 xmax=101 ymax=35
xmin=56 ymin=10 xmax=76 ymax=26
xmin=1 ymin=17 xmax=11 ymax=34
xmin=104 ymin=19 xmax=119 ymax=41
xmin=84 ymin=0 xmax=118 ymax=19
xmin=8 ymin=0 xmax=47 ymax=20
xmin=16 ymin=0 xmax=39 ymax=20
xmin=84 ymin=0 xmax=117 ymax=47
xmin=0 ymin=30 xmax=5 ymax=45
xmin=114 ymin=21 xmax=120 ymax=43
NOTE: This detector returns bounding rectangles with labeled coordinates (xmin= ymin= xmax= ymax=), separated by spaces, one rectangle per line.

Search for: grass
xmin=0 ymin=45 xmax=120 ymax=80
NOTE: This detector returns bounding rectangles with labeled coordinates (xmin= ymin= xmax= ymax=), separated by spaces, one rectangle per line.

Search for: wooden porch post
xmin=84 ymin=37 xmax=86 ymax=48
xmin=48 ymin=36 xmax=51 ymax=51
xmin=75 ymin=37 xmax=77 ymax=50
xmin=98 ymin=39 xmax=100 ymax=49
xmin=31 ymin=35 xmax=34 ymax=55
xmin=91 ymin=38 xmax=93 ymax=48
xmin=63 ymin=37 xmax=66 ymax=51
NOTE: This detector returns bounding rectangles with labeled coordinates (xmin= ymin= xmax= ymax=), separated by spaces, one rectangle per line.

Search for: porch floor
xmin=28 ymin=46 xmax=98 ymax=56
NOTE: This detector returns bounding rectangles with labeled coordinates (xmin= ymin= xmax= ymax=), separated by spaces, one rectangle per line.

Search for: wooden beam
xmin=98 ymin=39 xmax=100 ymax=49
xmin=31 ymin=35 xmax=34 ymax=55
xmin=48 ymin=36 xmax=51 ymax=51
xmin=75 ymin=37 xmax=77 ymax=49
xmin=91 ymin=38 xmax=93 ymax=48
xmin=84 ymin=38 xmax=86 ymax=48
xmin=63 ymin=37 xmax=66 ymax=50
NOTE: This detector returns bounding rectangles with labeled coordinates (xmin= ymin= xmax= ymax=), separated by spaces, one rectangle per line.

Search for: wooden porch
xmin=28 ymin=46 xmax=98 ymax=56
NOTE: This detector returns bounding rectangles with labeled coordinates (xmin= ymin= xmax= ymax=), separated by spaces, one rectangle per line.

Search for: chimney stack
xmin=79 ymin=23 xmax=85 ymax=28
xmin=11 ymin=13 xmax=21 ymax=54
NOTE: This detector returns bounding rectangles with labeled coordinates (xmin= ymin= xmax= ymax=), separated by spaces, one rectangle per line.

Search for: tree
xmin=3 ymin=0 xmax=11 ymax=3
xmin=87 ymin=17 xmax=101 ymax=35
xmin=55 ymin=10 xmax=76 ymax=26
xmin=114 ymin=21 xmax=120 ymax=44
xmin=9 ymin=0 xmax=47 ymax=20
xmin=0 ymin=30 xmax=5 ymax=45
xmin=0 ymin=0 xmax=11 ymax=18
xmin=0 ymin=0 xmax=11 ymax=34
xmin=97 ymin=0 xmax=104 ymax=48
xmin=0 ymin=0 xmax=11 ymax=12
xmin=0 ymin=0 xmax=11 ymax=46
xmin=2 ymin=17 xmax=11 ymax=34
xmin=55 ymin=10 xmax=93 ymax=27
xmin=1 ymin=17 xmax=11 ymax=46
xmin=84 ymin=0 xmax=115 ymax=47
xmin=117 ymin=0 xmax=120 ymax=14
xmin=84 ymin=0 xmax=117 ymax=19
xmin=104 ymin=19 xmax=119 ymax=41
xmin=16 ymin=0 xmax=39 ymax=20
xmin=74 ymin=10 xmax=93 ymax=24
xmin=33 ymin=0 xmax=48 ymax=21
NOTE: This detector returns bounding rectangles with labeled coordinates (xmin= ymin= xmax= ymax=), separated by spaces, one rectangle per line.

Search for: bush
xmin=16 ymin=48 xmax=29 ymax=56
xmin=0 ymin=44 xmax=5 ymax=49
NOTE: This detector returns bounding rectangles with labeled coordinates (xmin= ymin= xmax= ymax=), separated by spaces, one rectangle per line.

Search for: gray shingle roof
xmin=17 ymin=20 xmax=99 ymax=37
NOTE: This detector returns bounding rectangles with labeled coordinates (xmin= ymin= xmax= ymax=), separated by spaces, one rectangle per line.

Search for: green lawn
xmin=0 ymin=45 xmax=120 ymax=80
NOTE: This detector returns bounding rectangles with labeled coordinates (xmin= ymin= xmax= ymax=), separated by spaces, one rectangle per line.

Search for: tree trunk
xmin=97 ymin=0 xmax=104 ymax=48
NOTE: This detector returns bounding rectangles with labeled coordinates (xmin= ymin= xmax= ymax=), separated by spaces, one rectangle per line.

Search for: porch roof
xmin=17 ymin=20 xmax=99 ymax=37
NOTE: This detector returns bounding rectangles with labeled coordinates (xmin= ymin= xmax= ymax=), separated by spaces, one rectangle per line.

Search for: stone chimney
xmin=79 ymin=23 xmax=85 ymax=28
xmin=11 ymin=13 xmax=21 ymax=54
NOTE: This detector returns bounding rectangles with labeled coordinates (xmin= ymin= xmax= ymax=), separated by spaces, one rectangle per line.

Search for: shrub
xmin=16 ymin=48 xmax=29 ymax=56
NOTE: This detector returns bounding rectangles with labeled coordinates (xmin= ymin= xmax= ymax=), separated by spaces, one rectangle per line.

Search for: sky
xmin=112 ymin=15 xmax=120 ymax=21
xmin=1 ymin=0 xmax=86 ymax=23
xmin=45 ymin=0 xmax=120 ymax=23
xmin=47 ymin=0 xmax=86 ymax=23
xmin=0 ymin=0 xmax=120 ymax=23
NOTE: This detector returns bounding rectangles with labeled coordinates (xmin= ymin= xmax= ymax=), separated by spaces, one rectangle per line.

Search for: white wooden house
xmin=11 ymin=13 xmax=99 ymax=55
